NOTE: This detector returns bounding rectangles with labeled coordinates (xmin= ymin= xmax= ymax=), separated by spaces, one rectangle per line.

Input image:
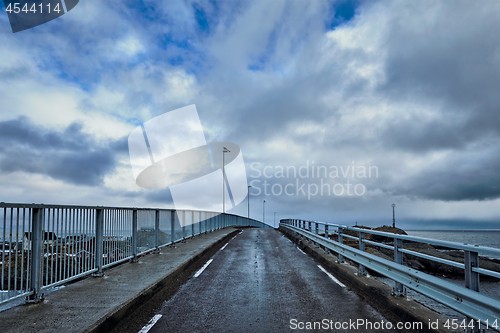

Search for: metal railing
xmin=280 ymin=219 xmax=500 ymax=333
xmin=0 ymin=202 xmax=269 ymax=306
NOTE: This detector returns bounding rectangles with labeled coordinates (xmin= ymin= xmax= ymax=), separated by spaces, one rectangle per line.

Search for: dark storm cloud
xmin=379 ymin=114 xmax=494 ymax=153
xmin=0 ymin=117 xmax=127 ymax=186
xmin=378 ymin=1 xmax=500 ymax=152
xmin=388 ymin=145 xmax=500 ymax=201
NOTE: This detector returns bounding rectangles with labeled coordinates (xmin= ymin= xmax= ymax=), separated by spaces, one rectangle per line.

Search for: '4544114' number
xmin=6 ymin=2 xmax=62 ymax=14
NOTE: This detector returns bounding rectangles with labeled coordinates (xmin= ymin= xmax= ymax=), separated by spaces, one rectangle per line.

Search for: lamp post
xmin=222 ymin=147 xmax=230 ymax=227
xmin=392 ymin=203 xmax=396 ymax=228
xmin=263 ymin=200 xmax=266 ymax=223
xmin=274 ymin=212 xmax=276 ymax=228
xmin=247 ymin=185 xmax=252 ymax=220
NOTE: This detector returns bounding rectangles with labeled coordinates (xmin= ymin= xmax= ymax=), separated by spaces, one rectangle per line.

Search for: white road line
xmin=194 ymin=259 xmax=214 ymax=277
xmin=297 ymin=247 xmax=306 ymax=255
xmin=138 ymin=314 xmax=162 ymax=333
xmin=317 ymin=265 xmax=346 ymax=288
xmin=220 ymin=243 xmax=229 ymax=251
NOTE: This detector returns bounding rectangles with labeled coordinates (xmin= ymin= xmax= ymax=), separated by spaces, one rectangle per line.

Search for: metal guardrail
xmin=0 ymin=202 xmax=270 ymax=306
xmin=280 ymin=219 xmax=500 ymax=333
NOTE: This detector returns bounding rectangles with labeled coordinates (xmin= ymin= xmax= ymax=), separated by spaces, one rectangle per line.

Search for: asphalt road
xmin=127 ymin=228 xmax=403 ymax=333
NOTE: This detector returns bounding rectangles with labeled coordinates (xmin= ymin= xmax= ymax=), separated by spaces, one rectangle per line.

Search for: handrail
xmin=280 ymin=219 xmax=500 ymax=331
xmin=0 ymin=202 xmax=270 ymax=306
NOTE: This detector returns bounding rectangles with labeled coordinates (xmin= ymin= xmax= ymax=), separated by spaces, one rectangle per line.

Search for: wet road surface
xmin=137 ymin=228 xmax=402 ymax=332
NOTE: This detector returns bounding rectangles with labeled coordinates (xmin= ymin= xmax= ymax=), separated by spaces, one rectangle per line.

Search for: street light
xmin=392 ymin=203 xmax=396 ymax=228
xmin=263 ymin=199 xmax=266 ymax=223
xmin=247 ymin=185 xmax=252 ymax=220
xmin=222 ymin=147 xmax=230 ymax=227
xmin=274 ymin=212 xmax=276 ymax=228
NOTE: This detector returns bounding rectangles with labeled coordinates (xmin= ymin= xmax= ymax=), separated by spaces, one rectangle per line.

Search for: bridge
xmin=0 ymin=203 xmax=499 ymax=332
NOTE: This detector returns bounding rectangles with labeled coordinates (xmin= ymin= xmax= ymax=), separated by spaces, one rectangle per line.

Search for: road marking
xmin=194 ymin=259 xmax=214 ymax=277
xmin=317 ymin=265 xmax=346 ymax=288
xmin=296 ymin=247 xmax=306 ymax=255
xmin=138 ymin=314 xmax=162 ymax=333
xmin=220 ymin=243 xmax=229 ymax=251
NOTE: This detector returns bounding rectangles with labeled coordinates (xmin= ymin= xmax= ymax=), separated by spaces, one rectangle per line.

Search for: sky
xmin=0 ymin=0 xmax=498 ymax=230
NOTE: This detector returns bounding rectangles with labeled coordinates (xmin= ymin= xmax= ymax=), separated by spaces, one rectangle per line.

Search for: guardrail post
xmin=154 ymin=210 xmax=160 ymax=253
xmin=170 ymin=210 xmax=175 ymax=247
xmin=337 ymin=227 xmax=344 ymax=263
xmin=393 ymin=238 xmax=404 ymax=295
xmin=465 ymin=250 xmax=480 ymax=333
xmin=131 ymin=209 xmax=138 ymax=262
xmin=315 ymin=223 xmax=319 ymax=247
xmin=93 ymin=208 xmax=104 ymax=277
xmin=308 ymin=222 xmax=312 ymax=243
xmin=324 ymin=225 xmax=329 ymax=254
xmin=27 ymin=207 xmax=44 ymax=303
xmin=358 ymin=231 xmax=367 ymax=275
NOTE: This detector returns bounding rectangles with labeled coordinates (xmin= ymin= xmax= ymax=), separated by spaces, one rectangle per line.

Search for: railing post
xmin=170 ymin=210 xmax=175 ymax=247
xmin=465 ymin=250 xmax=480 ymax=333
xmin=358 ymin=231 xmax=366 ymax=275
xmin=131 ymin=209 xmax=138 ymax=262
xmin=324 ymin=225 xmax=329 ymax=254
xmin=337 ymin=227 xmax=344 ymax=263
xmin=191 ymin=211 xmax=195 ymax=238
xmin=27 ymin=207 xmax=44 ymax=303
xmin=154 ymin=210 xmax=160 ymax=253
xmin=393 ymin=238 xmax=404 ymax=295
xmin=93 ymin=208 xmax=104 ymax=277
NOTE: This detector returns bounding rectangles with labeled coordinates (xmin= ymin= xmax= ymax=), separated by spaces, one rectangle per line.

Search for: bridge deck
xmin=116 ymin=228 xmax=402 ymax=333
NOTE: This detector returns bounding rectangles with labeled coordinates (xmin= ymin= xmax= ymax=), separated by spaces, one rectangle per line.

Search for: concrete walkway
xmin=0 ymin=228 xmax=238 ymax=333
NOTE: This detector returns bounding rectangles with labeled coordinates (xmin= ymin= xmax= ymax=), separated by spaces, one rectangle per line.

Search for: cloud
xmin=389 ymin=144 xmax=500 ymax=201
xmin=0 ymin=117 xmax=126 ymax=186
xmin=0 ymin=0 xmax=498 ymax=227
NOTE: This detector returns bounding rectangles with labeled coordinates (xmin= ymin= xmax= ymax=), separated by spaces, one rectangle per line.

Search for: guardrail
xmin=0 ymin=202 xmax=269 ymax=306
xmin=280 ymin=219 xmax=500 ymax=333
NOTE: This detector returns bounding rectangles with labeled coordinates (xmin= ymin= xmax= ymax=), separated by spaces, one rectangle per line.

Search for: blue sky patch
xmin=328 ymin=0 xmax=359 ymax=30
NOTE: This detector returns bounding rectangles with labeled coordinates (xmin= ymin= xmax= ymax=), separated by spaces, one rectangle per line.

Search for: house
xmin=23 ymin=231 xmax=58 ymax=251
